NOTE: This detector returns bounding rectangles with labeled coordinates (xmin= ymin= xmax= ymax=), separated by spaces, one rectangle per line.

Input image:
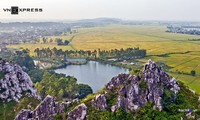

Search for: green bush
xmin=0 ymin=72 xmax=5 ymax=80
xmin=139 ymin=80 xmax=147 ymax=91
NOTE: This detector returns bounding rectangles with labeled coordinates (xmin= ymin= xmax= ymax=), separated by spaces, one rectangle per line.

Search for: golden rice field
xmin=71 ymin=25 xmax=200 ymax=55
xmin=71 ymin=25 xmax=200 ymax=93
xmin=8 ymin=34 xmax=75 ymax=56
xmin=8 ymin=25 xmax=200 ymax=93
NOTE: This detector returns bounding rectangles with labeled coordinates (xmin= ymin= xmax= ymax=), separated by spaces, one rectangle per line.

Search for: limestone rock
xmin=15 ymin=95 xmax=72 ymax=120
xmin=15 ymin=59 xmax=182 ymax=119
xmin=91 ymin=94 xmax=107 ymax=111
xmin=106 ymin=59 xmax=180 ymax=112
xmin=0 ymin=58 xmax=40 ymax=102
xmin=67 ymin=103 xmax=87 ymax=120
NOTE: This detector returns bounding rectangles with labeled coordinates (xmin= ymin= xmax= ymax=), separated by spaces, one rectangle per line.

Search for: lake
xmin=54 ymin=61 xmax=129 ymax=92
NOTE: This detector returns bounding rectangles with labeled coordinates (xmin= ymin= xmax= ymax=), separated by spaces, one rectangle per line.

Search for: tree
xmin=42 ymin=37 xmax=47 ymax=43
xmin=77 ymin=84 xmax=93 ymax=99
xmin=64 ymin=40 xmax=69 ymax=45
xmin=191 ymin=70 xmax=196 ymax=76
xmin=11 ymin=53 xmax=35 ymax=70
xmin=14 ymin=97 xmax=40 ymax=114
xmin=57 ymin=89 xmax=64 ymax=100
xmin=49 ymin=38 xmax=53 ymax=43
xmin=56 ymin=38 xmax=63 ymax=45
xmin=34 ymin=48 xmax=40 ymax=57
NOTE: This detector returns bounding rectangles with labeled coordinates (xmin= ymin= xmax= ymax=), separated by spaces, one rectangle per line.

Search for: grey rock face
xmin=67 ymin=103 xmax=87 ymax=120
xmin=15 ymin=95 xmax=72 ymax=120
xmin=106 ymin=59 xmax=180 ymax=112
xmin=91 ymin=94 xmax=107 ymax=111
xmin=15 ymin=59 xmax=181 ymax=120
xmin=0 ymin=59 xmax=40 ymax=102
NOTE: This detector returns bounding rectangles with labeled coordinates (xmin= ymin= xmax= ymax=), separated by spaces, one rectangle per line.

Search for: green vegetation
xmin=130 ymin=69 xmax=142 ymax=76
xmin=35 ymin=71 xmax=92 ymax=100
xmin=3 ymin=24 xmax=200 ymax=119
xmin=99 ymin=47 xmax=146 ymax=60
xmin=11 ymin=53 xmax=35 ymax=70
xmin=191 ymin=70 xmax=196 ymax=76
xmin=0 ymin=97 xmax=40 ymax=120
xmin=27 ymin=68 xmax=45 ymax=83
xmin=87 ymin=108 xmax=134 ymax=120
xmin=71 ymin=25 xmax=200 ymax=93
xmin=0 ymin=71 xmax=5 ymax=80
xmin=33 ymin=47 xmax=146 ymax=60
xmin=61 ymin=80 xmax=200 ymax=120
xmin=77 ymin=84 xmax=93 ymax=99
xmin=0 ymin=101 xmax=16 ymax=120
xmin=14 ymin=97 xmax=40 ymax=115
xmin=35 ymin=72 xmax=77 ymax=100
xmin=139 ymin=80 xmax=148 ymax=91
xmin=8 ymin=34 xmax=75 ymax=56
xmin=135 ymin=82 xmax=200 ymax=119
xmin=7 ymin=25 xmax=200 ymax=93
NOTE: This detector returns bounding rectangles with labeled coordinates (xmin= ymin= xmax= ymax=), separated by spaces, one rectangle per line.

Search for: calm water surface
xmin=54 ymin=61 xmax=129 ymax=92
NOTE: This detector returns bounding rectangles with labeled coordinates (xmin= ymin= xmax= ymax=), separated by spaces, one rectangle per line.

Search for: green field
xmin=8 ymin=25 xmax=200 ymax=93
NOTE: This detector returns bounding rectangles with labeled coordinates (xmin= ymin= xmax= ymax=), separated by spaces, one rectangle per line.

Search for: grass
xmin=0 ymin=101 xmax=16 ymax=120
xmin=7 ymin=34 xmax=76 ymax=56
xmin=7 ymin=24 xmax=200 ymax=93
xmin=170 ymin=73 xmax=200 ymax=93
xmin=71 ymin=25 xmax=200 ymax=93
xmin=8 ymin=43 xmax=73 ymax=56
xmin=71 ymin=25 xmax=200 ymax=55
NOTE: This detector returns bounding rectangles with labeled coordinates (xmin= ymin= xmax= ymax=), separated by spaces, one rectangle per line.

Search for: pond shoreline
xmin=54 ymin=60 xmax=129 ymax=92
xmin=35 ymin=57 xmax=137 ymax=71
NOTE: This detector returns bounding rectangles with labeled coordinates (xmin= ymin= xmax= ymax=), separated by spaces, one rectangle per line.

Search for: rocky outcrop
xmin=15 ymin=60 xmax=182 ymax=120
xmin=91 ymin=94 xmax=107 ymax=111
xmin=15 ymin=95 xmax=74 ymax=120
xmin=67 ymin=103 xmax=87 ymax=120
xmin=106 ymin=59 xmax=180 ymax=111
xmin=0 ymin=58 xmax=40 ymax=102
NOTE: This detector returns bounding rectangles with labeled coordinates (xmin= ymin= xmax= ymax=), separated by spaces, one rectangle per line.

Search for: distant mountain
xmin=66 ymin=18 xmax=123 ymax=28
xmin=75 ymin=18 xmax=122 ymax=23
xmin=15 ymin=60 xmax=200 ymax=120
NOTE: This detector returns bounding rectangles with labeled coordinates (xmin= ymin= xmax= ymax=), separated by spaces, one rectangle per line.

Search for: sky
xmin=0 ymin=0 xmax=200 ymax=22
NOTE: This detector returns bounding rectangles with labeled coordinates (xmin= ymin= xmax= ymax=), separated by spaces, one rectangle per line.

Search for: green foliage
xmin=53 ymin=114 xmax=63 ymax=120
xmin=0 ymin=71 xmax=5 ymax=80
xmin=35 ymin=71 xmax=91 ymax=100
xmin=99 ymin=47 xmax=146 ymax=60
xmin=56 ymin=79 xmax=200 ymax=120
xmin=81 ymin=94 xmax=96 ymax=105
xmin=191 ymin=70 xmax=196 ymax=76
xmin=139 ymin=80 xmax=147 ymax=91
xmin=0 ymin=101 xmax=16 ymax=120
xmin=14 ymin=97 xmax=40 ymax=115
xmin=136 ymin=102 xmax=183 ymax=120
xmin=35 ymin=71 xmax=78 ymax=100
xmin=77 ymin=84 xmax=93 ymax=99
xmin=11 ymin=53 xmax=35 ymax=70
xmin=129 ymin=69 xmax=141 ymax=75
xmin=106 ymin=91 xmax=117 ymax=108
xmin=87 ymin=108 xmax=134 ymax=120
xmin=27 ymin=68 xmax=45 ymax=83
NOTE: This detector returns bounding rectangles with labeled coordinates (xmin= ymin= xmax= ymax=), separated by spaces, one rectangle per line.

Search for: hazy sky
xmin=0 ymin=0 xmax=200 ymax=21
